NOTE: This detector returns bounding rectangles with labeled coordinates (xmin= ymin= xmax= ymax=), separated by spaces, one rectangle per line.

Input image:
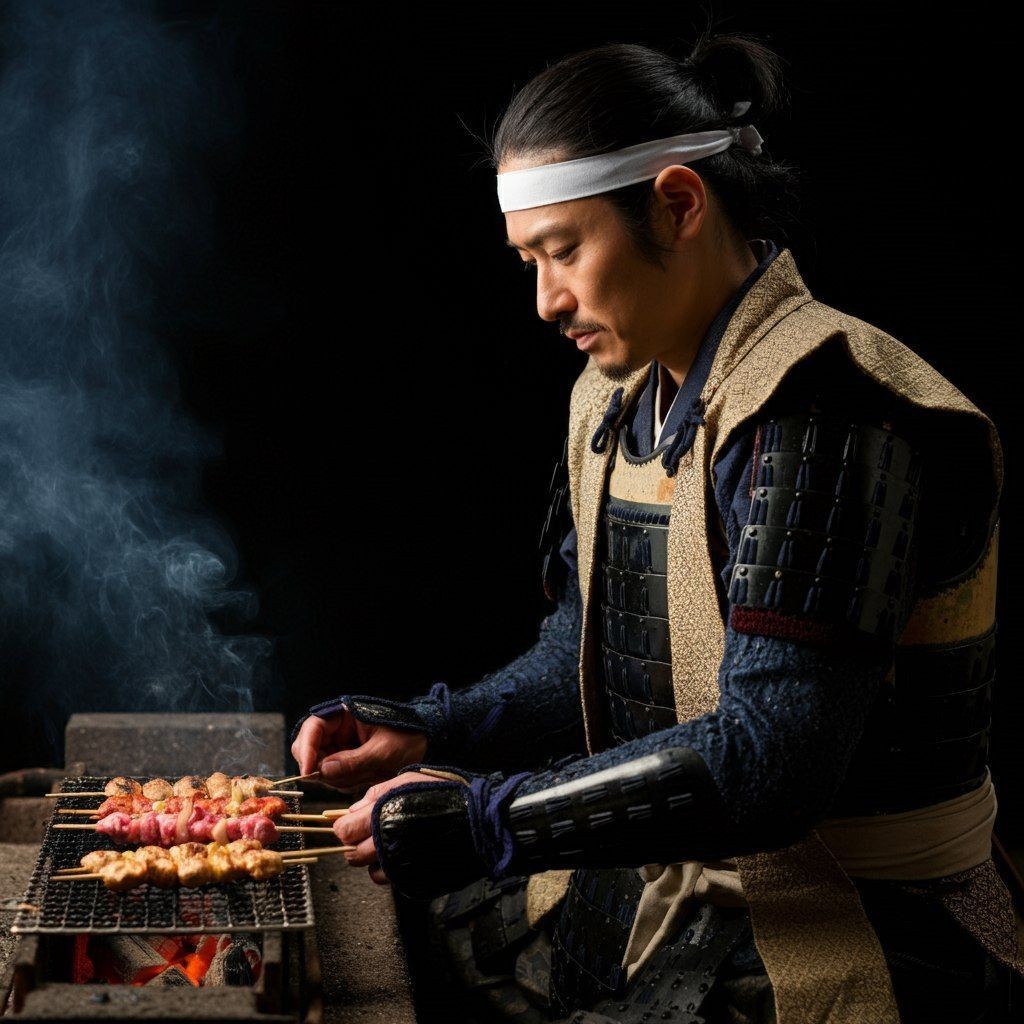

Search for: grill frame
xmin=11 ymin=776 xmax=316 ymax=936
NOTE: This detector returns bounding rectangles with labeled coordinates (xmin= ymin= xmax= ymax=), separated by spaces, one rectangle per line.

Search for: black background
xmin=7 ymin=2 xmax=1022 ymax=844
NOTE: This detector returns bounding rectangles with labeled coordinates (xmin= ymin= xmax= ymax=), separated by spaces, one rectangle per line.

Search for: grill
xmin=11 ymin=776 xmax=315 ymax=936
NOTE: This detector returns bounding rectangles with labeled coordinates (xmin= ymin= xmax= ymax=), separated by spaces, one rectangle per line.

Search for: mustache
xmin=559 ymin=323 xmax=604 ymax=336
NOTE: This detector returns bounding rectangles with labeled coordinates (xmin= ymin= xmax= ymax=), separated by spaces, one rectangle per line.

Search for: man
xmin=292 ymin=36 xmax=1021 ymax=1024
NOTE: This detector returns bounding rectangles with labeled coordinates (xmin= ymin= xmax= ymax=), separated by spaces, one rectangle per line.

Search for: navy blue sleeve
xmin=513 ymin=424 xmax=889 ymax=851
xmin=406 ymin=526 xmax=586 ymax=774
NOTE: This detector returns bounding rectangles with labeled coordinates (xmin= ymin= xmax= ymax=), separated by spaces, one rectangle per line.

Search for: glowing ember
xmin=72 ymin=933 xmax=262 ymax=987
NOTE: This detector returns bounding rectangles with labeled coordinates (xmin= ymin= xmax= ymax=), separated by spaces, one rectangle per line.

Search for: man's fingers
xmin=334 ymin=805 xmax=372 ymax=847
xmin=342 ymin=835 xmax=377 ymax=868
xmin=320 ymin=736 xmax=390 ymax=790
xmin=290 ymin=716 xmax=326 ymax=777
xmin=368 ymin=863 xmax=387 ymax=885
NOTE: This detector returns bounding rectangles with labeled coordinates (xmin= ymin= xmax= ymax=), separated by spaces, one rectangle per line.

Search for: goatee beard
xmin=598 ymin=358 xmax=642 ymax=382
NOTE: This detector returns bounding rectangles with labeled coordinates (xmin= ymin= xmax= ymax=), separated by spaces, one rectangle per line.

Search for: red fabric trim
xmin=730 ymin=606 xmax=842 ymax=646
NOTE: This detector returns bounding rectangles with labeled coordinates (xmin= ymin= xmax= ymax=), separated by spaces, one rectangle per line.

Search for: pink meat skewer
xmin=94 ymin=808 xmax=279 ymax=848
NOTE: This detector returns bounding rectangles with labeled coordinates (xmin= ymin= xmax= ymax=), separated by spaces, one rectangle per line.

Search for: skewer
xmin=53 ymin=847 xmax=355 ymax=876
xmin=281 ymin=845 xmax=353 ymax=857
xmin=53 ymin=859 xmax=318 ymax=883
xmin=52 ymin=823 xmax=337 ymax=834
xmin=46 ymin=789 xmax=302 ymax=798
xmin=270 ymin=771 xmax=320 ymax=785
xmin=322 ymin=808 xmax=350 ymax=820
xmin=55 ymin=809 xmax=327 ymax=822
xmin=53 ymin=849 xmax=354 ymax=878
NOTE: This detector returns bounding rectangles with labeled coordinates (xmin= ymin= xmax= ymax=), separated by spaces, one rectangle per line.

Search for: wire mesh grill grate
xmin=12 ymin=776 xmax=315 ymax=934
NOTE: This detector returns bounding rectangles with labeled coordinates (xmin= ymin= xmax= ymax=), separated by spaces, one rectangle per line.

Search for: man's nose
xmin=536 ymin=270 xmax=575 ymax=323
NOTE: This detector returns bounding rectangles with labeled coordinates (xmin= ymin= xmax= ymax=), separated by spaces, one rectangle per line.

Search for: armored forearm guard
xmin=505 ymin=746 xmax=740 ymax=873
xmin=372 ymin=777 xmax=491 ymax=901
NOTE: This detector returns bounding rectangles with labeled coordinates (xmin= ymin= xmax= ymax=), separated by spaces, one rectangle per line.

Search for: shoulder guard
xmin=727 ymin=411 xmax=923 ymax=645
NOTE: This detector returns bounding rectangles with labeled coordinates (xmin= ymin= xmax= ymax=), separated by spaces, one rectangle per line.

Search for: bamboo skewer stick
xmin=322 ymin=808 xmax=350 ymax=820
xmin=282 ymin=845 xmax=352 ymax=857
xmin=270 ymin=771 xmax=320 ymax=786
xmin=45 ymin=793 xmax=109 ymax=798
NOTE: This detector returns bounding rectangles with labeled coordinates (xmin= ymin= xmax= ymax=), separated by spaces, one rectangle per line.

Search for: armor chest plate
xmin=599 ymin=431 xmax=679 ymax=745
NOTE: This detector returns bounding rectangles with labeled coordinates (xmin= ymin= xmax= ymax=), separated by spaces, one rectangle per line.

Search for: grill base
xmin=5 ymin=930 xmax=311 ymax=1022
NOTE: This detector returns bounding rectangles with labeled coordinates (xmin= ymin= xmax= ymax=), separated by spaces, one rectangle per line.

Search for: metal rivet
xmin=763 ymin=454 xmax=772 ymax=464
xmin=738 ymin=567 xmax=748 ymax=576
xmin=759 ymin=488 xmax=768 ymax=497
xmin=749 ymin=528 xmax=758 ymax=537
xmin=774 ymin=570 xmax=783 ymax=580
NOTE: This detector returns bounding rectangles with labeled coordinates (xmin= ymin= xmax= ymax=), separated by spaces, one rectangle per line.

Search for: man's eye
xmin=520 ymin=247 xmax=575 ymax=272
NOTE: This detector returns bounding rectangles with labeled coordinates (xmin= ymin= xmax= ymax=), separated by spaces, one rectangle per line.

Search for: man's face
xmin=502 ymin=156 xmax=703 ymax=381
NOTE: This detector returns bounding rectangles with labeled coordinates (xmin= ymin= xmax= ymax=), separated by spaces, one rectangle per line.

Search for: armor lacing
xmin=661 ymin=397 xmax=707 ymax=476
xmin=590 ymin=387 xmax=625 ymax=453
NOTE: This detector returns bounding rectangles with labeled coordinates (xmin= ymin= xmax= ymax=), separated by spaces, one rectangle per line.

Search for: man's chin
xmin=595 ymin=355 xmax=644 ymax=382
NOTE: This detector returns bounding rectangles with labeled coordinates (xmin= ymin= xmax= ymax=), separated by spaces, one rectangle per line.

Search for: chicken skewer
xmin=47 ymin=840 xmax=317 ymax=891
xmin=53 ymin=803 xmax=335 ymax=846
xmin=56 ymin=806 xmax=328 ymax=822
xmin=45 ymin=774 xmax=301 ymax=799
xmin=90 ymin=794 xmax=290 ymax=819
xmin=54 ymin=844 xmax=352 ymax=874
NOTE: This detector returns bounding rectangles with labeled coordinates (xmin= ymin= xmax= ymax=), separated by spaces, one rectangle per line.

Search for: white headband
xmin=497 ymin=100 xmax=763 ymax=213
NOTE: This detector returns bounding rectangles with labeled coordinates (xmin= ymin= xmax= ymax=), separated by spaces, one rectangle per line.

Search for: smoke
xmin=0 ymin=0 xmax=273 ymax=765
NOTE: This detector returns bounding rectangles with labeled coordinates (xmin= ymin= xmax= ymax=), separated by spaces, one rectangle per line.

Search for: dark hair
xmin=489 ymin=31 xmax=802 ymax=266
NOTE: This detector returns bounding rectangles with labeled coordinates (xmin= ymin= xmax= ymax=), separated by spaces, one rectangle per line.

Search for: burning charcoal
xmin=146 ymin=965 xmax=192 ymax=987
xmin=203 ymin=934 xmax=262 ymax=987
xmin=88 ymin=936 xmax=171 ymax=984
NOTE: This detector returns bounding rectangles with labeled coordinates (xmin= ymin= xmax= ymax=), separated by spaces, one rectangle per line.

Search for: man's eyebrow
xmin=504 ymin=228 xmax=570 ymax=251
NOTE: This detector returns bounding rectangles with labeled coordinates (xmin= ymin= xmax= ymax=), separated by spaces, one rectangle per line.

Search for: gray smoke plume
xmin=0 ymin=0 xmax=273 ymax=766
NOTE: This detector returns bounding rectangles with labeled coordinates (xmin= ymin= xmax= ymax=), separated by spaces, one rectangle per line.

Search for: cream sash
xmin=622 ymin=770 xmax=997 ymax=982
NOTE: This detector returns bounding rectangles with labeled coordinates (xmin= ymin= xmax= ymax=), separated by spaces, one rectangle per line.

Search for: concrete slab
xmin=65 ymin=714 xmax=285 ymax=778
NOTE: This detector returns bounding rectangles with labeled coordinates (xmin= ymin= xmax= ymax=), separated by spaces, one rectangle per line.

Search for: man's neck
xmin=656 ymin=241 xmax=760 ymax=390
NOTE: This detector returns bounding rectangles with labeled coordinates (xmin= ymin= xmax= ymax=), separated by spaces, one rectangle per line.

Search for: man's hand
xmin=333 ymin=771 xmax=442 ymax=884
xmin=332 ymin=765 xmax=534 ymax=900
xmin=290 ymin=712 xmax=428 ymax=791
